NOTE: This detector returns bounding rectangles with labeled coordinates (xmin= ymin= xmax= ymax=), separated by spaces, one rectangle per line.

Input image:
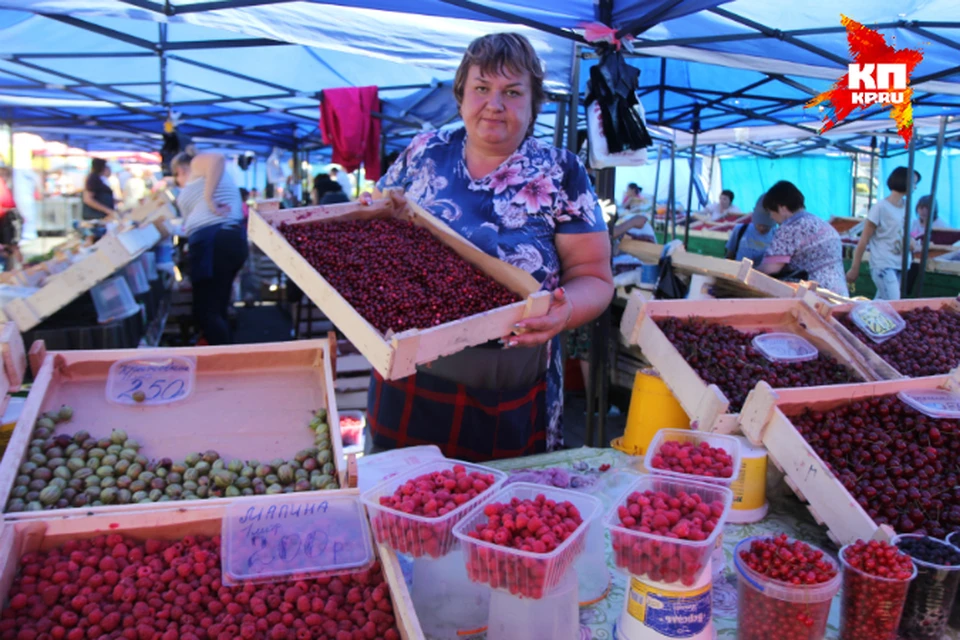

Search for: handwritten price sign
xmin=851 ymin=302 xmax=906 ymax=343
xmin=222 ymin=496 xmax=374 ymax=585
xmin=106 ymin=356 xmax=196 ymax=406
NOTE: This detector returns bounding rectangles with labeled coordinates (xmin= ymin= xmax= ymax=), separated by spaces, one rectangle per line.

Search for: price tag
xmin=850 ymin=302 xmax=906 ymax=343
xmin=106 ymin=356 xmax=196 ymax=406
xmin=221 ymin=495 xmax=374 ymax=586
xmin=898 ymin=389 xmax=960 ymax=419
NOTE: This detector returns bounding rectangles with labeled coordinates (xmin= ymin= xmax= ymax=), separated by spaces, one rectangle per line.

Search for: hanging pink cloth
xmin=320 ymin=86 xmax=382 ymax=181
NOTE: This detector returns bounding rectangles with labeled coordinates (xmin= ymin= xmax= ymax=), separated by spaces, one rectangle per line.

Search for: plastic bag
xmin=655 ymin=256 xmax=689 ymax=300
xmin=585 ymin=47 xmax=653 ymax=167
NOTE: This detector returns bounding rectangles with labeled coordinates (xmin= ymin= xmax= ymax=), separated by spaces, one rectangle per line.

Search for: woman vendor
xmin=367 ymin=33 xmax=614 ymax=461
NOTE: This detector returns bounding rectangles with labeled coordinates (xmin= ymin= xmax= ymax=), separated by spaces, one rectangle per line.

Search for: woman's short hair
xmin=453 ymin=32 xmax=545 ymax=135
xmin=90 ymin=158 xmax=108 ymax=175
xmin=170 ymin=152 xmax=194 ymax=175
xmin=916 ymin=195 xmax=938 ymax=219
xmin=762 ymin=181 xmax=805 ymax=213
xmin=887 ymin=166 xmax=921 ymax=193
xmin=721 ymin=189 xmax=735 ymax=202
xmin=627 ymin=182 xmax=640 ymax=194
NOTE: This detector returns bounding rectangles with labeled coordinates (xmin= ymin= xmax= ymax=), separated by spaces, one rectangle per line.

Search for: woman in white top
xmin=847 ymin=167 xmax=920 ymax=300
xmin=171 ymin=152 xmax=248 ymax=344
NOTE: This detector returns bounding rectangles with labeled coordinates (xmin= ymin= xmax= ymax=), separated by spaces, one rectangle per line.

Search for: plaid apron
xmin=367 ymin=368 xmax=547 ymax=462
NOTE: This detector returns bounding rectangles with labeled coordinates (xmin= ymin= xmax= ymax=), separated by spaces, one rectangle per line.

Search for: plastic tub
xmin=617 ymin=565 xmax=715 ymax=640
xmin=606 ymin=475 xmax=733 ymax=586
xmin=361 ymin=459 xmax=507 ymax=559
xmin=90 ymin=275 xmax=140 ymax=324
xmin=453 ymin=482 xmax=603 ymax=599
xmin=643 ymin=429 xmax=742 ymax=486
xmin=617 ymin=370 xmax=690 ymax=456
xmin=838 ymin=543 xmax=916 ymax=640
xmin=487 ymin=570 xmax=579 ymax=640
xmin=123 ymin=260 xmax=150 ymax=295
xmin=338 ymin=410 xmax=365 ymax=450
xmin=142 ymin=251 xmax=159 ymax=282
xmin=894 ymin=533 xmax=960 ymax=639
xmin=734 ymin=536 xmax=840 ymax=640
xmin=949 ymin=531 xmax=960 ymax=629
xmin=727 ymin=436 xmax=769 ymax=524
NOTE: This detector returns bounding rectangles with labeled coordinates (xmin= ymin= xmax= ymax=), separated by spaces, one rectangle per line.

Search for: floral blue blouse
xmin=377 ymin=126 xmax=608 ymax=450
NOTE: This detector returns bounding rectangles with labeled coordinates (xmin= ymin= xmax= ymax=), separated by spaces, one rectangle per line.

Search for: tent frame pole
xmin=651 ymin=143 xmax=663 ymax=238
xmin=553 ymin=99 xmax=567 ymax=149
xmin=683 ymin=107 xmax=700 ymax=249
xmin=850 ymin=152 xmax=859 ymax=217
xmin=866 ymin=136 xmax=877 ymax=212
xmin=900 ymin=134 xmax=917 ymax=298
xmin=668 ymin=137 xmax=677 ymax=240
xmin=914 ymin=115 xmax=949 ymax=297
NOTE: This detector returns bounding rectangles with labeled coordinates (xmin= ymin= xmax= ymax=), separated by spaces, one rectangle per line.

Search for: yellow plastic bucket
xmin=612 ymin=370 xmax=689 ymax=456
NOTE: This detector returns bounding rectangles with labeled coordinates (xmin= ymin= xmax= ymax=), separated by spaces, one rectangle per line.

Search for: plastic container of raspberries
xmin=360 ymin=459 xmax=507 ymax=559
xmin=605 ymin=475 xmax=733 ymax=586
xmin=734 ymin=536 xmax=841 ymax=640
xmin=452 ymin=482 xmax=603 ymax=599
xmin=643 ymin=428 xmax=742 ymax=487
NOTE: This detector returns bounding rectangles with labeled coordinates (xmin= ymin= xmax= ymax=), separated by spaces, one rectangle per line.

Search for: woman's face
xmin=461 ymin=64 xmax=533 ymax=153
xmin=720 ymin=194 xmax=732 ymax=209
xmin=918 ymin=206 xmax=929 ymax=223
xmin=173 ymin=164 xmax=191 ymax=188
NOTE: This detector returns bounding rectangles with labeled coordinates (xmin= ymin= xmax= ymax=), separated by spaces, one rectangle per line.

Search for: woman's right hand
xmin=845 ymin=266 xmax=859 ymax=283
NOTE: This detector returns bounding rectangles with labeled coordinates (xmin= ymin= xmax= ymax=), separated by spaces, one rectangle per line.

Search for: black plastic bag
xmin=585 ymin=48 xmax=653 ymax=154
xmin=655 ymin=256 xmax=689 ymax=300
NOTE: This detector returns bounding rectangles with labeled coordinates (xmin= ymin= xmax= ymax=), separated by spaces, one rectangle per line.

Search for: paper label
xmin=222 ymin=497 xmax=373 ymax=585
xmin=851 ymin=302 xmax=905 ymax=342
xmin=731 ymin=454 xmax=768 ymax=511
xmin=626 ymin=577 xmax=711 ymax=638
xmin=106 ymin=356 xmax=195 ymax=406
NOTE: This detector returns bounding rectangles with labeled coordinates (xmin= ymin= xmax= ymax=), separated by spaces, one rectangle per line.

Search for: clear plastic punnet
xmin=360 ymin=459 xmax=507 ymax=559
xmin=142 ymin=251 xmax=159 ymax=281
xmin=221 ymin=492 xmax=376 ymax=586
xmin=123 ymin=260 xmax=150 ymax=295
xmin=850 ymin=300 xmax=906 ymax=343
xmin=897 ymin=388 xmax=960 ymax=419
xmin=90 ymin=275 xmax=139 ymax=324
xmin=751 ymin=332 xmax=818 ymax=363
xmin=606 ymin=475 xmax=734 ymax=585
xmin=453 ymin=482 xmax=603 ymax=599
xmin=644 ymin=429 xmax=743 ymax=487
xmin=356 ymin=445 xmax=444 ymax=494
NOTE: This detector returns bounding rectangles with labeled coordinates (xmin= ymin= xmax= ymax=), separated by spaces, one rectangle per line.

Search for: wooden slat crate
xmin=618 ymin=239 xmax=821 ymax=302
xmin=125 ymin=189 xmax=177 ymax=226
xmin=817 ymin=297 xmax=960 ymax=380
xmin=0 ymin=323 xmax=26 ymax=392
xmin=0 ymin=498 xmax=425 ymax=640
xmin=619 ymin=294 xmax=880 ymax=434
xmin=0 ymin=339 xmax=346 ymax=520
xmin=738 ymin=372 xmax=960 ymax=546
xmin=249 ymin=195 xmax=551 ymax=380
xmin=2 ymin=226 xmax=162 ymax=333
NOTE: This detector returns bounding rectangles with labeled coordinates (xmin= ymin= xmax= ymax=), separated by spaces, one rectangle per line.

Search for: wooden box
xmin=619 ymin=294 xmax=879 ymax=434
xmin=126 ymin=190 xmax=177 ymax=226
xmin=0 ymin=322 xmax=25 ymax=392
xmin=738 ymin=372 xmax=960 ymax=546
xmin=618 ymin=239 xmax=821 ymax=301
xmin=0 ymin=498 xmax=424 ymax=639
xmin=2 ymin=227 xmax=161 ymax=333
xmin=817 ymin=297 xmax=960 ymax=380
xmin=0 ymin=339 xmax=346 ymax=520
xmin=248 ymin=196 xmax=551 ymax=380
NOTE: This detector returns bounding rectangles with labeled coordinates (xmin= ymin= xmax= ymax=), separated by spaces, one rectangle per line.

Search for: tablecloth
xmin=479 ymin=447 xmax=960 ymax=640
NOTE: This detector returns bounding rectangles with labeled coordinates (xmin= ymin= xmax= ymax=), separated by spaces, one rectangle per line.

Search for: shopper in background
xmin=171 ymin=152 xmax=248 ymax=345
xmin=698 ymin=188 xmax=740 ymax=222
xmin=757 ymin=180 xmax=849 ymax=297
xmin=81 ymin=158 xmax=119 ymax=221
xmin=912 ymin=195 xmax=946 ymax=237
xmin=320 ymin=182 xmax=350 ymax=205
xmin=846 ymin=166 xmax=920 ymax=300
xmin=725 ymin=194 xmax=777 ymax=263
xmin=0 ymin=167 xmax=22 ymax=268
xmin=330 ymin=167 xmax=353 ymax=200
xmin=366 ymin=32 xmax=613 ymax=460
xmin=283 ymin=174 xmax=302 ymax=208
xmin=122 ymin=169 xmax=147 ymax=210
xmin=311 ymin=173 xmax=338 ymax=205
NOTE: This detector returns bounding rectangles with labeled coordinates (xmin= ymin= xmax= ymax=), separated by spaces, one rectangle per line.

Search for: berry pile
xmin=839 ymin=307 xmax=960 ymax=377
xmin=895 ymin=536 xmax=960 ymax=640
xmin=371 ymin=465 xmax=497 ymax=558
xmin=737 ymin=535 xmax=838 ymax=640
xmin=650 ymin=440 xmax=735 ymax=479
xmin=839 ymin=540 xmax=915 ymax=640
xmin=610 ymin=488 xmax=726 ymax=586
xmin=657 ymin=318 xmax=858 ymax=411
xmin=280 ymin=218 xmax=520 ymax=334
xmin=463 ymin=494 xmax=584 ymax=598
xmin=792 ymin=395 xmax=960 ymax=538
xmin=0 ymin=534 xmax=401 ymax=640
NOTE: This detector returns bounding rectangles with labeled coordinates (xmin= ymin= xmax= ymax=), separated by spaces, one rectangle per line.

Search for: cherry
xmin=838 ymin=539 xmax=915 ymax=640
xmin=280 ymin=218 xmax=520 ymax=334
xmin=840 ymin=307 xmax=960 ymax=377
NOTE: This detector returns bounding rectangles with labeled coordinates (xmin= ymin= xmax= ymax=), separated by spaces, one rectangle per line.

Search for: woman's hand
xmin=846 ymin=266 xmax=859 ymax=283
xmin=504 ymin=288 xmax=573 ymax=348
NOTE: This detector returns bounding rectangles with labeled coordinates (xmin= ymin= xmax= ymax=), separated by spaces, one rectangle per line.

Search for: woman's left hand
xmin=504 ymin=288 xmax=573 ymax=348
